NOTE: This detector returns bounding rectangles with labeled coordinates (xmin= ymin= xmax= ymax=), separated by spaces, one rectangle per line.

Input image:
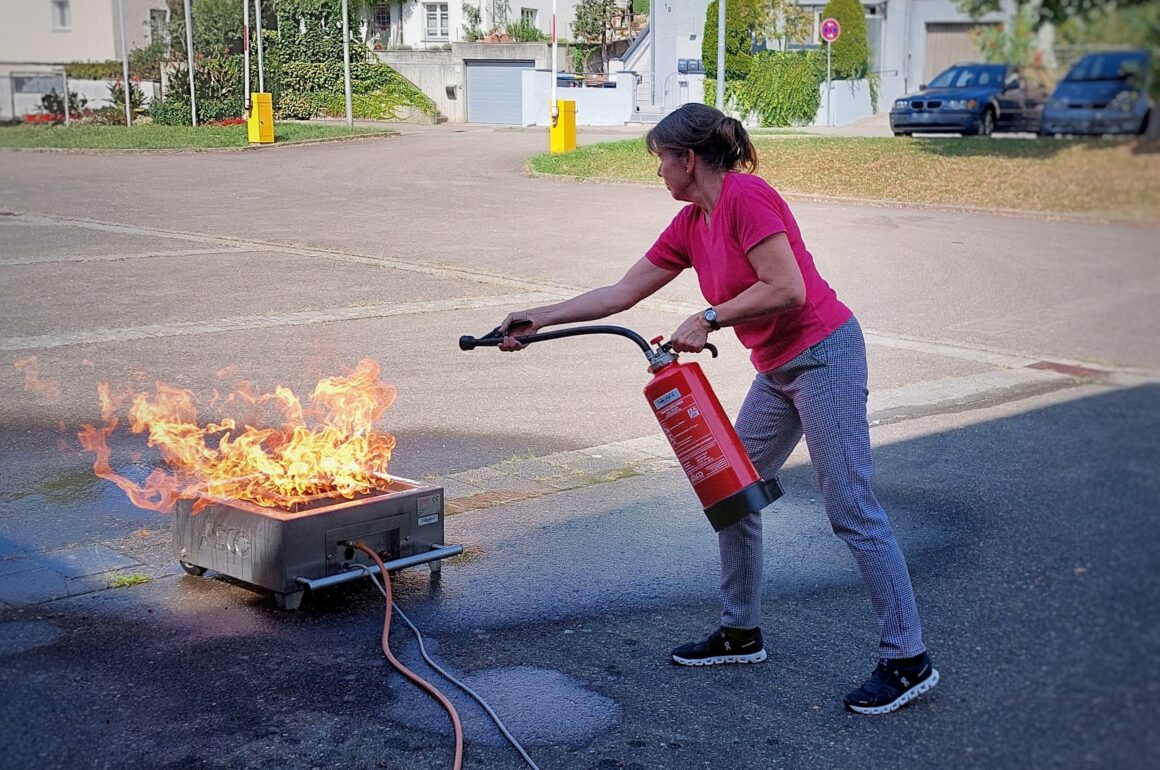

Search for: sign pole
xmin=819 ymin=18 xmax=840 ymax=128
xmin=183 ymin=0 xmax=197 ymax=125
xmin=715 ymin=0 xmax=725 ymax=110
xmin=341 ymin=0 xmax=353 ymax=126
xmin=826 ymin=40 xmax=832 ymax=127
xmin=242 ymin=0 xmax=250 ymax=115
xmin=117 ymin=0 xmax=132 ymax=126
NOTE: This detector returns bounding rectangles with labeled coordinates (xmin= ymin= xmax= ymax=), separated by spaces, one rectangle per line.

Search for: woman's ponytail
xmin=646 ymin=103 xmax=758 ymax=173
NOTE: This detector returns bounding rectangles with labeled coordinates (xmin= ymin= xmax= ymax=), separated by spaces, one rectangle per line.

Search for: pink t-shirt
xmin=645 ymin=172 xmax=852 ymax=372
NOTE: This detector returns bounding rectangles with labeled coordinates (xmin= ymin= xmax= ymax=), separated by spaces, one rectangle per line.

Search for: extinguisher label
xmin=653 ymin=389 xmax=730 ymax=484
xmin=653 ymin=388 xmax=682 ymax=410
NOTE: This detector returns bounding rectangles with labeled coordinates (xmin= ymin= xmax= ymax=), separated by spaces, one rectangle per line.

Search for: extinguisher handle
xmin=459 ymin=324 xmax=655 ymax=355
xmin=703 ymin=342 xmax=719 ymax=357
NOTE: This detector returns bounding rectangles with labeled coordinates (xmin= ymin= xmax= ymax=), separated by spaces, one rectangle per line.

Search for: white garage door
xmin=465 ymin=60 xmax=534 ymax=124
xmin=923 ymin=23 xmax=995 ymax=83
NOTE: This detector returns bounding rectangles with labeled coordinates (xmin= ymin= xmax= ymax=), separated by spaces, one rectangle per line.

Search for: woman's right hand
xmin=497 ymin=311 xmax=541 ymax=351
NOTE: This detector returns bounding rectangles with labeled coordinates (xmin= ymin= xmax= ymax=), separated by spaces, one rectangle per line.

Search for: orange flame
xmin=78 ymin=359 xmax=398 ymax=513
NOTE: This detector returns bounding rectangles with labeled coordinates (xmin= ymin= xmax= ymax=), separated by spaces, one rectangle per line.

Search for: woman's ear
xmin=684 ymin=149 xmax=696 ymax=174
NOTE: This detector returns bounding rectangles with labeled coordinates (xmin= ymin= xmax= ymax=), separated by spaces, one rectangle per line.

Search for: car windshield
xmin=927 ymin=65 xmax=1006 ymax=89
xmin=1065 ymin=52 xmax=1148 ymax=82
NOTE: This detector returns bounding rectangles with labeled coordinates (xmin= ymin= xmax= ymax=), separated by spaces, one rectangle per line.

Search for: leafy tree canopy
xmin=955 ymin=0 xmax=1156 ymax=29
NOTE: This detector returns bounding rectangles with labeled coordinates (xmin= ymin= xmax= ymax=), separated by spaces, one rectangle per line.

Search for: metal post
xmin=242 ymin=0 xmax=251 ymax=113
xmin=716 ymin=0 xmax=725 ymax=111
xmin=341 ymin=0 xmax=353 ymax=126
xmin=254 ymin=0 xmax=265 ymax=93
xmin=117 ymin=0 xmax=132 ymax=126
xmin=550 ymin=0 xmax=558 ymax=125
xmin=183 ymin=0 xmax=197 ymax=125
xmin=826 ymin=40 xmax=832 ymax=127
xmin=61 ymin=69 xmax=70 ymax=126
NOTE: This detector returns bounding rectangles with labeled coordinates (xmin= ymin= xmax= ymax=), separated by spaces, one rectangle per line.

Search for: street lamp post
xmin=183 ymin=0 xmax=197 ymax=125
xmin=116 ymin=0 xmax=132 ymax=126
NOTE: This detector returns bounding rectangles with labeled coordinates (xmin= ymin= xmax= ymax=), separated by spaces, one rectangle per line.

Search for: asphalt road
xmin=0 ymin=125 xmax=1157 ymax=770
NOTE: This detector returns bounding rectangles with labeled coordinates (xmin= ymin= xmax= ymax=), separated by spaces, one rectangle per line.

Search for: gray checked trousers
xmin=720 ymin=316 xmax=925 ymax=658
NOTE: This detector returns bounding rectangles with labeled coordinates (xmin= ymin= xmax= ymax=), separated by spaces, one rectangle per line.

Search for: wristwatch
xmin=702 ymin=307 xmax=720 ymax=332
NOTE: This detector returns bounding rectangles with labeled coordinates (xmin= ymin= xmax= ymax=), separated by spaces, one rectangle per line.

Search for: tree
xmin=573 ymin=0 xmax=622 ymax=75
xmin=820 ymin=0 xmax=871 ymax=79
xmin=955 ymin=0 xmax=1156 ymax=29
xmin=703 ymin=0 xmax=761 ymax=81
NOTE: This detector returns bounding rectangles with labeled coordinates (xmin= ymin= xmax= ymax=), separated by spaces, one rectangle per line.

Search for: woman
xmin=498 ymin=103 xmax=937 ymax=715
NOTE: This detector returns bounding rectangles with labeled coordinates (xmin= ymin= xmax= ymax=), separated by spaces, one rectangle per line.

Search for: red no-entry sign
xmin=821 ymin=17 xmax=841 ymax=43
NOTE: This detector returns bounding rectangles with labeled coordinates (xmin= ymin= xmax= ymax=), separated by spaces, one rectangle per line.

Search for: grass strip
xmin=0 ymin=122 xmax=392 ymax=150
xmin=530 ymin=136 xmax=1160 ymax=222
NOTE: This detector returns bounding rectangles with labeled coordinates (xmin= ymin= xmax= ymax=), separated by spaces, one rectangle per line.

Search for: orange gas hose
xmin=352 ymin=542 xmax=464 ymax=770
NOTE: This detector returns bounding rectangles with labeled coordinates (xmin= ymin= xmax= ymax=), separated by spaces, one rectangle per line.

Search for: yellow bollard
xmin=247 ymin=92 xmax=275 ymax=144
xmin=549 ymin=99 xmax=577 ymax=155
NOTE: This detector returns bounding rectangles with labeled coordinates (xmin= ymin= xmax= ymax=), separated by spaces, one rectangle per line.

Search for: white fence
xmin=812 ymin=75 xmax=906 ymax=127
xmin=521 ymin=70 xmax=637 ymax=126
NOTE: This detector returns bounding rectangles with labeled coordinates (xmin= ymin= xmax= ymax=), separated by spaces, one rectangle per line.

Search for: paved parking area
xmin=0 ymin=127 xmax=1157 ymax=769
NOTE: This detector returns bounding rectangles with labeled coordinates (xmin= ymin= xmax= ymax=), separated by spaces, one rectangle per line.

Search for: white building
xmin=1 ymin=0 xmax=168 ymax=119
xmin=632 ymin=0 xmax=1011 ymax=124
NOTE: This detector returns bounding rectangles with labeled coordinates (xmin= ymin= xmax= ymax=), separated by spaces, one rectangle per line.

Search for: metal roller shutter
xmin=465 ymin=60 xmax=534 ymax=124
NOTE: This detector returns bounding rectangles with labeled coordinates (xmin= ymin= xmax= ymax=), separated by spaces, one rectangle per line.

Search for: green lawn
xmin=0 ymin=122 xmax=393 ymax=150
xmin=530 ymin=136 xmax=1160 ymax=223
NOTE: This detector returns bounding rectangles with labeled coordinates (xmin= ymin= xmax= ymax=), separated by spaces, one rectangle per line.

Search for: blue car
xmin=890 ymin=62 xmax=1048 ymax=137
xmin=1040 ymin=50 xmax=1153 ymax=136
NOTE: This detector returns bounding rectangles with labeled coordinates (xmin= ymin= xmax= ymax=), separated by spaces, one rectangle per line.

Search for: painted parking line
xmin=0 ymin=247 xmax=256 ymax=267
xmin=0 ymin=292 xmax=562 ymax=351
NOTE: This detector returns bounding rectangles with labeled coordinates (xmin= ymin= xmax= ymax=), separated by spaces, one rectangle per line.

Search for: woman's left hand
xmin=669 ymin=313 xmax=711 ymax=353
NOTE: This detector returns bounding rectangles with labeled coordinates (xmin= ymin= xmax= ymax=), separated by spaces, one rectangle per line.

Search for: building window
xmin=150 ymin=9 xmax=170 ymax=46
xmin=373 ymin=6 xmax=391 ymax=31
xmin=521 ymin=8 xmax=537 ymax=26
xmin=51 ymin=0 xmax=71 ymax=31
xmin=425 ymin=3 xmax=449 ymax=40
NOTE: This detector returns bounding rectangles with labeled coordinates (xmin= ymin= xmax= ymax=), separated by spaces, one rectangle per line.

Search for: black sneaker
xmin=843 ymin=653 xmax=939 ymax=715
xmin=671 ymin=627 xmax=766 ymax=666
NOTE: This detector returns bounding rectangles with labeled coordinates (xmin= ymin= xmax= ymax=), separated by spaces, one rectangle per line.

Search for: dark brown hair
xmin=645 ymin=103 xmax=758 ymax=173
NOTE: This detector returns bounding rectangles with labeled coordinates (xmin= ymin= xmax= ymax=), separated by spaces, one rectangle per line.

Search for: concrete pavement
xmin=0 ymin=126 xmax=1157 ymax=769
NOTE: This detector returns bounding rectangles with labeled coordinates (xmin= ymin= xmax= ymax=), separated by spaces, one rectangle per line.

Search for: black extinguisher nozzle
xmin=458 ymin=336 xmax=477 ymax=351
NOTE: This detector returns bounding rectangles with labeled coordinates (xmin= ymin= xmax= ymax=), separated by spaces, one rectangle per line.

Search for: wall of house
xmin=377 ymin=41 xmax=562 ymax=122
xmin=373 ymin=1 xmax=578 ymax=50
xmin=648 ymin=0 xmax=709 ymax=108
xmin=521 ymin=70 xmax=636 ymax=126
xmin=883 ymin=0 xmax=1010 ymax=94
xmin=1 ymin=0 xmax=164 ymax=64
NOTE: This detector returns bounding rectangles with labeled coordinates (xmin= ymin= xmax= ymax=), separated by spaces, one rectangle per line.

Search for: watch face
xmin=704 ymin=308 xmax=718 ymax=327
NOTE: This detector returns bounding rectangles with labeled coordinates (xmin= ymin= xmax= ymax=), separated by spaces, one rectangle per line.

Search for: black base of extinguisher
xmin=704 ymin=478 xmax=785 ymax=532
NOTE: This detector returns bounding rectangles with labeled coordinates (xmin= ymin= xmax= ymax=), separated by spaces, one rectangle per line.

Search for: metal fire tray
xmin=172 ymin=476 xmax=462 ymax=610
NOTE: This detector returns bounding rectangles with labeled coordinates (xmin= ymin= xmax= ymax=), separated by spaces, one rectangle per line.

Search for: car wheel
xmin=1139 ymin=110 xmax=1151 ymax=136
xmin=976 ymin=109 xmax=995 ymax=137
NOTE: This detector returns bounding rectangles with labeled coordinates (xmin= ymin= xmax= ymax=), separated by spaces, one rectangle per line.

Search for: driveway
xmin=0 ymin=127 xmax=1156 ymax=769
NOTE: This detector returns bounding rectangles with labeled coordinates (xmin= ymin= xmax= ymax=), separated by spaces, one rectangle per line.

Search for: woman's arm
xmin=669 ymin=232 xmax=805 ymax=353
xmin=498 ymin=257 xmax=680 ymax=350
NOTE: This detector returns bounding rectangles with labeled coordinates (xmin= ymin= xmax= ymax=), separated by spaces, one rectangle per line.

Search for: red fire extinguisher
xmin=459 ymin=325 xmax=782 ymax=531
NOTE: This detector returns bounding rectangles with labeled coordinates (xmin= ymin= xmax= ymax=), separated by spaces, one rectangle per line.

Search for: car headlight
xmin=943 ymin=99 xmax=977 ymax=110
xmin=894 ymin=99 xmax=910 ymax=110
xmin=1108 ymin=92 xmax=1137 ymax=112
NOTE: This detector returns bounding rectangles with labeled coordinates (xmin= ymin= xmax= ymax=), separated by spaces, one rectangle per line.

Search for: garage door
xmin=465 ymin=60 xmax=534 ymax=124
xmin=923 ymin=23 xmax=995 ymax=83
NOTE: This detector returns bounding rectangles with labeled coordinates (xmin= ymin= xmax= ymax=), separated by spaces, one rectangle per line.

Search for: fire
xmin=78 ymin=359 xmax=398 ymax=513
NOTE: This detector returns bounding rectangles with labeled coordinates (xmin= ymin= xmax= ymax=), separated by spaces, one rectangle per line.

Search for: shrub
xmin=741 ymin=50 xmax=824 ymax=126
xmin=703 ymin=0 xmax=761 ymax=81
xmin=150 ymin=99 xmax=193 ymax=125
xmin=506 ymin=19 xmax=548 ymax=42
xmin=819 ymin=0 xmax=870 ymax=80
xmin=41 ymin=89 xmax=88 ymax=122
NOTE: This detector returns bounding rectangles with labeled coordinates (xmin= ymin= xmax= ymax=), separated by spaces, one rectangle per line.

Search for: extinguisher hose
xmin=459 ymin=324 xmax=717 ymax=358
